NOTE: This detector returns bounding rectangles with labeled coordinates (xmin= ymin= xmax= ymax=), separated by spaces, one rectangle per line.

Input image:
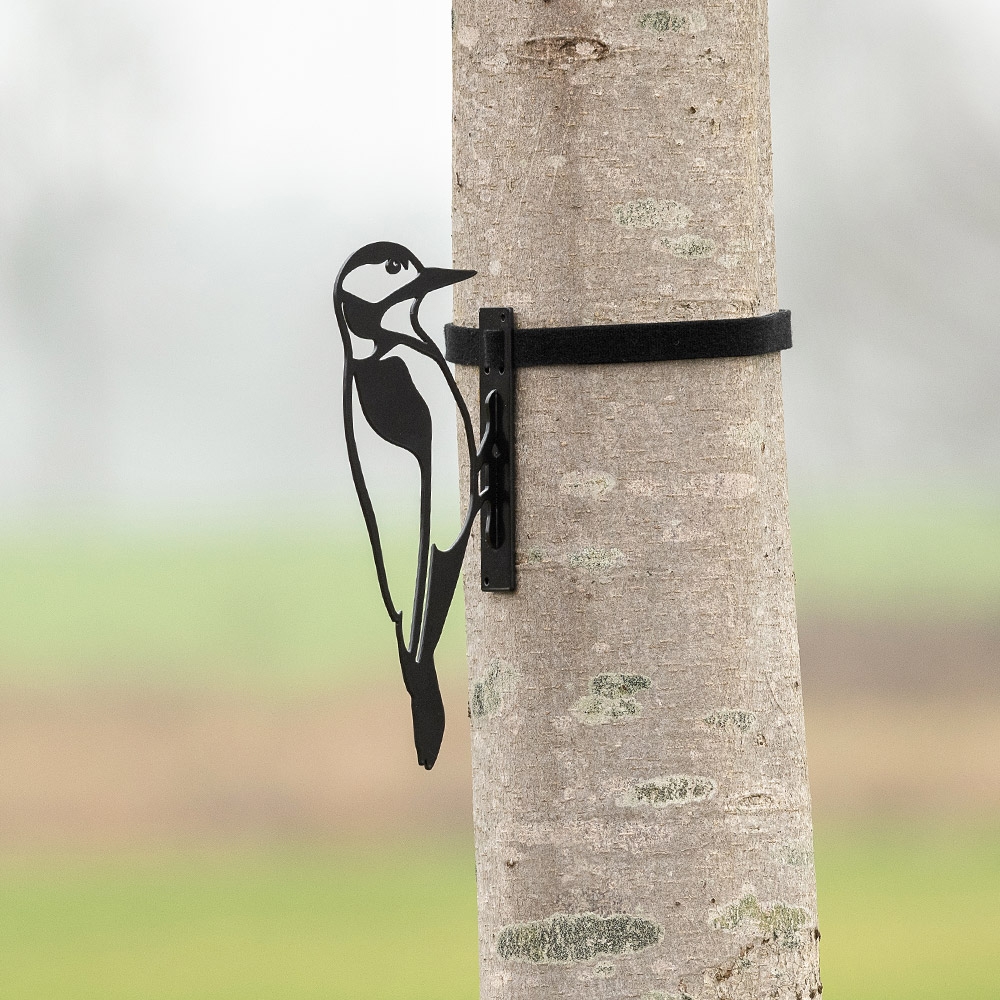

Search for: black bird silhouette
xmin=334 ymin=242 xmax=480 ymax=770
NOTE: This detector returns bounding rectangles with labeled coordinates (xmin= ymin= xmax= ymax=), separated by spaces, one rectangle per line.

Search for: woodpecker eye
xmin=386 ymin=259 xmax=402 ymax=274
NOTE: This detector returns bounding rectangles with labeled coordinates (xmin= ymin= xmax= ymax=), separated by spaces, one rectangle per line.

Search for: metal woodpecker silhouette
xmin=335 ymin=242 xmax=793 ymax=769
xmin=335 ymin=241 xmax=498 ymax=770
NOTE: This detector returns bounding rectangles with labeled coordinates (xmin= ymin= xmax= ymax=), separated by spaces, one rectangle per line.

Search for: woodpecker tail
xmin=395 ymin=623 xmax=445 ymax=769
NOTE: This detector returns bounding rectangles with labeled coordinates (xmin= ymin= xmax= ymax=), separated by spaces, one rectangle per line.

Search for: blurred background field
xmin=0 ymin=501 xmax=996 ymax=686
xmin=1 ymin=0 xmax=998 ymax=996
xmin=3 ymin=828 xmax=999 ymax=1000
xmin=1 ymin=512 xmax=998 ymax=997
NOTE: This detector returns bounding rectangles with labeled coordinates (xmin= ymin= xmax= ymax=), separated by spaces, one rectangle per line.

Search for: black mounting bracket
xmin=478 ymin=307 xmax=515 ymax=593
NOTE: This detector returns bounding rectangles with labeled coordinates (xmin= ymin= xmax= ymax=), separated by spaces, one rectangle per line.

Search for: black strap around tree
xmin=444 ymin=309 xmax=792 ymax=367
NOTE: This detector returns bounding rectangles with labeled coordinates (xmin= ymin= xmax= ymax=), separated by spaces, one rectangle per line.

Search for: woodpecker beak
xmin=383 ymin=266 xmax=477 ymax=308
xmin=415 ymin=267 xmax=478 ymax=293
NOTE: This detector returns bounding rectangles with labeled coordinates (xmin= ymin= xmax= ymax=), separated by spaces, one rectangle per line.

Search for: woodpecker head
xmin=334 ymin=242 xmax=476 ymax=329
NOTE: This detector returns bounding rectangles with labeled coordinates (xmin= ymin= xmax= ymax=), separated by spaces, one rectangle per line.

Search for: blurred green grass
xmin=814 ymin=824 xmax=1000 ymax=1000
xmin=1 ymin=825 xmax=997 ymax=1000
xmin=0 ymin=839 xmax=479 ymax=1000
xmin=0 ymin=500 xmax=995 ymax=687
xmin=0 ymin=504 xmax=996 ymax=997
xmin=789 ymin=499 xmax=999 ymax=621
xmin=0 ymin=524 xmax=464 ymax=688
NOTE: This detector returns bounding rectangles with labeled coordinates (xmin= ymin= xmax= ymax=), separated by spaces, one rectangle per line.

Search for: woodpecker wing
xmin=352 ymin=352 xmax=448 ymax=767
xmin=351 ymin=351 xmax=434 ymax=631
xmin=352 ymin=355 xmax=433 ymax=463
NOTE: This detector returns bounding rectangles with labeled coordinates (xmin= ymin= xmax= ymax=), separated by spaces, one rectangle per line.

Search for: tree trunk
xmin=452 ymin=4 xmax=822 ymax=999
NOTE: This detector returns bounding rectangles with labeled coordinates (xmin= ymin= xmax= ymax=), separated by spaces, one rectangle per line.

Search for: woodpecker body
xmin=334 ymin=242 xmax=478 ymax=769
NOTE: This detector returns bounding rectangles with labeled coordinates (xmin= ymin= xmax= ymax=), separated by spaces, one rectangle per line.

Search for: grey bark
xmin=453 ymin=3 xmax=821 ymax=998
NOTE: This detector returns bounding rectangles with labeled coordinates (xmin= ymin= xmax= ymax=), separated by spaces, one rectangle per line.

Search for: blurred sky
xmin=0 ymin=0 xmax=998 ymax=524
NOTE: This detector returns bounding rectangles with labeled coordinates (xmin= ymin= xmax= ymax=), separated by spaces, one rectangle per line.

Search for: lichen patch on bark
xmin=701 ymin=929 xmax=823 ymax=999
xmin=560 ymin=469 xmax=618 ymax=498
xmin=734 ymin=793 xmax=776 ymax=811
xmin=712 ymin=895 xmax=810 ymax=950
xmin=496 ymin=911 xmax=663 ymax=964
xmin=519 ymin=36 xmax=610 ymax=66
xmin=618 ymin=774 xmax=717 ymax=807
xmin=592 ymin=673 xmax=651 ymax=699
xmin=521 ymin=546 xmax=546 ymax=565
xmin=612 ymin=197 xmax=692 ymax=230
xmin=662 ymin=234 xmax=717 ymax=259
xmin=704 ymin=710 xmax=757 ymax=733
xmin=778 ymin=842 xmax=816 ymax=868
xmin=568 ymin=547 xmax=626 ymax=570
xmin=573 ymin=673 xmax=651 ymax=725
xmin=638 ymin=10 xmax=709 ymax=33
xmin=470 ymin=659 xmax=514 ymax=721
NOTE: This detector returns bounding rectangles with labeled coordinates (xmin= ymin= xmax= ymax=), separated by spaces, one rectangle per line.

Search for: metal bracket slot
xmin=478 ymin=307 xmax=515 ymax=592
